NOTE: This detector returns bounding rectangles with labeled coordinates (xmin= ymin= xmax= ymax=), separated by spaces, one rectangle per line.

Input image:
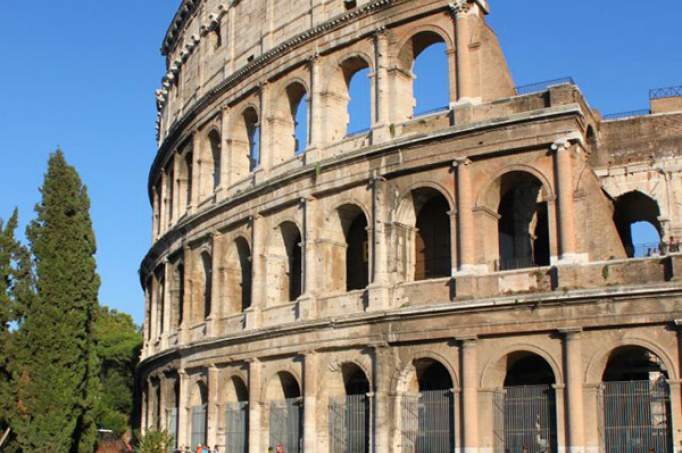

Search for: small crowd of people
xmin=174 ymin=445 xmax=220 ymax=453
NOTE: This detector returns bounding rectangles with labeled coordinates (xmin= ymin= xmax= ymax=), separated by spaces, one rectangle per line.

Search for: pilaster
xmin=207 ymin=365 xmax=219 ymax=447
xmin=177 ymin=369 xmax=189 ymax=449
xmin=303 ymin=352 xmax=319 ymax=451
xmin=459 ymin=336 xmax=479 ymax=452
xmin=368 ymin=176 xmax=391 ymax=311
xmin=372 ymin=27 xmax=391 ymax=144
xmin=561 ymin=328 xmax=586 ymax=453
xmin=248 ymin=359 xmax=263 ymax=453
xmin=298 ymin=197 xmax=318 ymax=320
xmin=373 ymin=343 xmax=395 ymax=452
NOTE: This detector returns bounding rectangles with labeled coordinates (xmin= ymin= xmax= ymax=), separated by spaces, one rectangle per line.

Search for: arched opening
xmin=224 ymin=376 xmax=249 ymax=453
xmin=173 ymin=262 xmax=184 ymax=328
xmin=342 ymin=207 xmax=369 ymax=291
xmin=410 ymin=32 xmax=450 ymax=116
xmin=209 ymin=129 xmax=222 ymax=191
xmin=225 ymin=237 xmax=252 ymax=314
xmin=414 ymin=189 xmax=451 ymax=280
xmin=496 ymin=172 xmax=550 ymax=270
xmin=183 ymin=151 xmax=193 ymax=210
xmin=329 ymin=363 xmax=371 ymax=453
xmin=201 ymin=251 xmax=212 ymax=320
xmin=601 ymin=346 xmax=673 ymax=452
xmin=190 ymin=382 xmax=208 ymax=450
xmin=155 ymin=269 xmax=165 ymax=336
xmin=165 ymin=161 xmax=174 ymax=227
xmin=402 ymin=359 xmax=454 ymax=451
xmin=283 ymin=223 xmax=303 ymax=301
xmin=343 ymin=57 xmax=371 ymax=136
xmin=268 ymin=372 xmax=302 ymax=453
xmin=613 ymin=191 xmax=663 ymax=257
xmin=244 ymin=107 xmax=260 ymax=172
xmin=167 ymin=378 xmax=179 ymax=449
xmin=495 ymin=352 xmax=558 ymax=453
xmin=287 ymin=83 xmax=309 ymax=155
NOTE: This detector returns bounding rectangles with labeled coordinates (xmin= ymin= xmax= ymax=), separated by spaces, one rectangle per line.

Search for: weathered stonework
xmin=138 ymin=1 xmax=682 ymax=452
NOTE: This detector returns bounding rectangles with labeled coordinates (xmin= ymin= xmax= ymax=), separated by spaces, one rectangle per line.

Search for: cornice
xmin=137 ymin=282 xmax=682 ymax=372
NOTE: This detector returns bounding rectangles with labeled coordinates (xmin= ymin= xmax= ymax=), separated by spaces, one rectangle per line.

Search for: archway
xmin=613 ymin=191 xmax=663 ymax=257
xmin=286 ymin=82 xmax=309 ymax=155
xmin=342 ymin=206 xmax=369 ymax=291
xmin=190 ymin=382 xmax=208 ymax=450
xmin=329 ymin=363 xmax=371 ymax=453
xmin=209 ymin=129 xmax=221 ymax=191
xmin=495 ymin=352 xmax=558 ymax=453
xmin=200 ymin=251 xmax=212 ymax=320
xmin=343 ymin=57 xmax=371 ymax=136
xmin=404 ymin=31 xmax=450 ymax=117
xmin=414 ymin=188 xmax=451 ymax=280
xmin=225 ymin=237 xmax=252 ymax=314
xmin=601 ymin=346 xmax=672 ymax=452
xmin=495 ymin=172 xmax=550 ymax=270
xmin=402 ymin=359 xmax=454 ymax=452
xmin=267 ymin=371 xmax=302 ymax=453
xmin=224 ymin=376 xmax=249 ymax=453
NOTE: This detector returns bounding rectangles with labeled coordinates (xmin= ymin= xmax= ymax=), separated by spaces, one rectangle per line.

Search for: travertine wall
xmin=138 ymin=1 xmax=682 ymax=452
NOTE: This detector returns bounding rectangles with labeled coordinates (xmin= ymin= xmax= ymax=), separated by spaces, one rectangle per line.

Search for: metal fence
xmin=167 ymin=408 xmax=178 ymax=449
xmin=493 ymin=385 xmax=557 ymax=453
xmin=269 ymin=398 xmax=302 ymax=453
xmin=191 ymin=404 xmax=208 ymax=450
xmin=225 ymin=401 xmax=248 ymax=453
xmin=329 ymin=394 xmax=370 ymax=453
xmin=514 ymin=78 xmax=575 ymax=96
xmin=650 ymin=85 xmax=682 ymax=100
xmin=401 ymin=390 xmax=454 ymax=453
xmin=601 ymin=380 xmax=672 ymax=453
xmin=603 ymin=109 xmax=650 ymax=121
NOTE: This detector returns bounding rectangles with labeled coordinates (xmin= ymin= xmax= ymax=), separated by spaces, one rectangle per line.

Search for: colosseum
xmin=137 ymin=0 xmax=682 ymax=452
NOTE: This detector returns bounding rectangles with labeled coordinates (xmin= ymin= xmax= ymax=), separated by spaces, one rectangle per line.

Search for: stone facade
xmin=138 ymin=0 xmax=682 ymax=452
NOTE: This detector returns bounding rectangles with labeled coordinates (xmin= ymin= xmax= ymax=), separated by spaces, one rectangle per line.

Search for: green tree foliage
xmin=12 ymin=150 xmax=101 ymax=453
xmin=94 ymin=306 xmax=142 ymax=436
xmin=135 ymin=430 xmax=174 ymax=453
xmin=0 ymin=209 xmax=31 ymax=452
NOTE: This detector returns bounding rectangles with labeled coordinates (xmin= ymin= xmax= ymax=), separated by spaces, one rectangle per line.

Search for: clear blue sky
xmin=0 ymin=1 xmax=679 ymax=325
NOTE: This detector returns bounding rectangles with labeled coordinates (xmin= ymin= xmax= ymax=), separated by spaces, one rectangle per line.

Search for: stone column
xmin=179 ymin=244 xmax=193 ymax=344
xmin=553 ymin=140 xmax=578 ymax=261
xmin=208 ymin=232 xmax=222 ymax=336
xmin=191 ymin=131 xmax=201 ymax=211
xmin=372 ymin=27 xmax=391 ymax=144
xmin=159 ymin=375 xmax=169 ymax=433
xmin=368 ymin=176 xmax=390 ymax=311
xmin=307 ymin=53 xmax=323 ymax=159
xmin=160 ymin=170 xmax=168 ymax=235
xmin=248 ymin=359 xmax=263 ymax=453
xmin=177 ymin=369 xmax=189 ymax=449
xmin=257 ymin=83 xmax=269 ymax=174
xmin=140 ymin=379 xmax=148 ymax=434
xmin=152 ymin=185 xmax=159 ymax=241
xmin=161 ymin=260 xmax=171 ymax=350
xmin=672 ymin=320 xmax=682 ymax=449
xmin=247 ymin=216 xmax=265 ymax=329
xmin=298 ymin=198 xmax=318 ymax=320
xmin=143 ymin=280 xmax=151 ymax=357
xmin=451 ymin=1 xmax=474 ymax=103
xmin=303 ymin=352 xmax=319 ymax=451
xmin=455 ymin=159 xmax=476 ymax=272
xmin=460 ymin=336 xmax=479 ymax=452
xmin=207 ymin=365 xmax=219 ymax=447
xmin=149 ymin=276 xmax=158 ymax=345
xmin=373 ymin=344 xmax=394 ymax=452
xmin=172 ymin=152 xmax=181 ymax=224
xmin=218 ymin=106 xmax=230 ymax=199
xmin=561 ymin=328 xmax=585 ymax=453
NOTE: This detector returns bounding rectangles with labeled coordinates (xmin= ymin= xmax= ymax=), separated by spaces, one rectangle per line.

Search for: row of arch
xmin=145 ymin=344 xmax=674 ymax=452
xmin=153 ymin=30 xmax=453 ymax=237
xmin=147 ymin=168 xmax=668 ymax=341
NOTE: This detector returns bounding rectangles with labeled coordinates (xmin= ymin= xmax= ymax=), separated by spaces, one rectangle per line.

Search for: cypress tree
xmin=13 ymin=150 xmax=101 ymax=452
xmin=0 ymin=210 xmax=21 ymax=451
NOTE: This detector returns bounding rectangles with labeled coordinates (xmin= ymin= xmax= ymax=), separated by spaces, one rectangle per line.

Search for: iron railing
xmin=603 ymin=109 xmax=650 ymax=120
xmin=401 ymin=390 xmax=454 ymax=453
xmin=514 ymin=77 xmax=575 ymax=96
xmin=191 ymin=404 xmax=208 ymax=450
xmin=494 ymin=385 xmax=558 ymax=453
xmin=601 ymin=380 xmax=672 ymax=453
xmin=269 ymin=398 xmax=302 ymax=453
xmin=329 ymin=394 xmax=370 ymax=453
xmin=225 ymin=401 xmax=248 ymax=453
xmin=650 ymin=85 xmax=682 ymax=100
